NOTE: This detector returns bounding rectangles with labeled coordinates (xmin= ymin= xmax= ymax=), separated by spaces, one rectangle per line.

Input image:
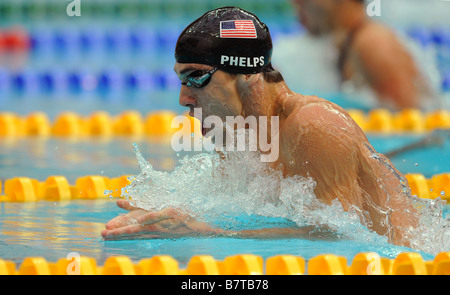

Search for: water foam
xmin=120 ymin=142 xmax=449 ymax=255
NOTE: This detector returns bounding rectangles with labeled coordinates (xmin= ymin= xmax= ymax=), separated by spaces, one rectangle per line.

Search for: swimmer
xmin=102 ymin=7 xmax=419 ymax=247
xmin=287 ymin=0 xmax=440 ymax=111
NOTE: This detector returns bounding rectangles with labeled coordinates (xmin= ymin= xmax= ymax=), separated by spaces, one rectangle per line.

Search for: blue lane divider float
xmin=3 ymin=67 xmax=450 ymax=96
xmin=1 ymin=68 xmax=450 ymax=95
xmin=29 ymin=26 xmax=181 ymax=55
xmin=443 ymin=73 xmax=450 ymax=92
xmin=407 ymin=27 xmax=450 ymax=48
xmin=0 ymin=69 xmax=182 ymax=95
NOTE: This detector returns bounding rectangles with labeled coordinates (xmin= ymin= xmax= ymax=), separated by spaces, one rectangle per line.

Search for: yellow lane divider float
xmin=0 ymin=175 xmax=132 ymax=202
xmin=0 ymin=109 xmax=449 ymax=137
xmin=1 ymin=173 xmax=448 ymax=202
xmin=0 ymin=110 xmax=199 ymax=137
xmin=0 ymin=252 xmax=449 ymax=275
xmin=347 ymin=108 xmax=450 ymax=132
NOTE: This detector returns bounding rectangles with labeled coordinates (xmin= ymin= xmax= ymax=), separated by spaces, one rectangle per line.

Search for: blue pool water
xmin=0 ymin=199 xmax=447 ymax=266
xmin=1 ymin=133 xmax=448 ymax=182
xmin=0 ymin=135 xmax=448 ymax=266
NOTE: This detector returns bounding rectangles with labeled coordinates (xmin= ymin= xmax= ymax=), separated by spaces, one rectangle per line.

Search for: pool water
xmin=1 ymin=199 xmax=447 ymax=266
xmin=1 ymin=133 xmax=448 ymax=181
xmin=0 ymin=134 xmax=448 ymax=266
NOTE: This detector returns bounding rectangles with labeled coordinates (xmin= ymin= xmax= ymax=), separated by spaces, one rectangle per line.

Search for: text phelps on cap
xmin=220 ymin=55 xmax=265 ymax=68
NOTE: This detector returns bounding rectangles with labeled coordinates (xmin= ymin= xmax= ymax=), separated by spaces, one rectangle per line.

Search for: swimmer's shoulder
xmin=282 ymin=94 xmax=364 ymax=136
xmin=281 ymin=93 xmax=329 ymax=116
xmin=282 ymin=93 xmax=345 ymax=117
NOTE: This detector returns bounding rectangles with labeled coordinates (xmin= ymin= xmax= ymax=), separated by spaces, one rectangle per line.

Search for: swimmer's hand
xmin=101 ymin=200 xmax=224 ymax=240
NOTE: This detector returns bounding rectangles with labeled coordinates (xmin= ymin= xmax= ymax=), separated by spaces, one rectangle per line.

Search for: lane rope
xmin=1 ymin=252 xmax=449 ymax=275
xmin=0 ymin=109 xmax=449 ymax=137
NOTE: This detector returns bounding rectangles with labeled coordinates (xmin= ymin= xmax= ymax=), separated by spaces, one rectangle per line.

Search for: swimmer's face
xmin=174 ymin=63 xmax=243 ymax=136
xmin=291 ymin=0 xmax=336 ymax=36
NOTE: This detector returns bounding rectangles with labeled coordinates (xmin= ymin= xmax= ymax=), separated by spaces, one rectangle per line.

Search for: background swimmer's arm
xmin=352 ymin=25 xmax=420 ymax=109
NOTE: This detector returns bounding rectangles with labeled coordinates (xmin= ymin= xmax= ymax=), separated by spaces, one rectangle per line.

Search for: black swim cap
xmin=175 ymin=6 xmax=273 ymax=74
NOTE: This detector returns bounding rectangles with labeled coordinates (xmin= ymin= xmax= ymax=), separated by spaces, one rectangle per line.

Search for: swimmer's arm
xmin=230 ymin=226 xmax=331 ymax=239
xmin=282 ymin=105 xmax=417 ymax=247
xmin=102 ymin=200 xmax=325 ymax=240
xmin=280 ymin=103 xmax=360 ymax=205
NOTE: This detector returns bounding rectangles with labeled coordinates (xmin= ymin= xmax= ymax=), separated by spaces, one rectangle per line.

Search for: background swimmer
xmin=275 ymin=0 xmax=442 ymax=111
xmin=102 ymin=7 xmax=420 ymax=248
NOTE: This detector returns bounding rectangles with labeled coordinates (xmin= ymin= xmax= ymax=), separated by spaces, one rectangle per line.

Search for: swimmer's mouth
xmin=188 ymin=109 xmax=207 ymax=136
xmin=201 ymin=123 xmax=207 ymax=137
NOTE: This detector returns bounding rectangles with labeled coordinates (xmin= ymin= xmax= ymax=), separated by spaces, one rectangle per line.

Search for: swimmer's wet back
xmin=175 ymin=6 xmax=273 ymax=74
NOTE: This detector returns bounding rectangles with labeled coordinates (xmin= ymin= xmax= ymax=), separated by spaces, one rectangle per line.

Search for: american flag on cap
xmin=220 ymin=20 xmax=257 ymax=39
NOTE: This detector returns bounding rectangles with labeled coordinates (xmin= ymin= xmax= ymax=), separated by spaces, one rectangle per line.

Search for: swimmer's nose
xmin=179 ymin=88 xmax=197 ymax=112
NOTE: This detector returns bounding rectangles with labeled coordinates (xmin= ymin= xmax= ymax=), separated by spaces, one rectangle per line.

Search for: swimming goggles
xmin=180 ymin=67 xmax=218 ymax=88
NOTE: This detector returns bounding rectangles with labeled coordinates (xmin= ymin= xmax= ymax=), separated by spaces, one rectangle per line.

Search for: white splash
xmin=120 ymin=142 xmax=449 ymax=255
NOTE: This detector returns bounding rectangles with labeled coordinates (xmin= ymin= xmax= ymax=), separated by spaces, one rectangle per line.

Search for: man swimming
xmin=102 ymin=7 xmax=419 ymax=247
xmin=281 ymin=0 xmax=441 ymax=111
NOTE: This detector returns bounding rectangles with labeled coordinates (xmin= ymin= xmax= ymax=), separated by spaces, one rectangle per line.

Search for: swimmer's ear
xmin=236 ymin=73 xmax=262 ymax=87
xmin=244 ymin=73 xmax=261 ymax=82
xmin=235 ymin=73 xmax=263 ymax=100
